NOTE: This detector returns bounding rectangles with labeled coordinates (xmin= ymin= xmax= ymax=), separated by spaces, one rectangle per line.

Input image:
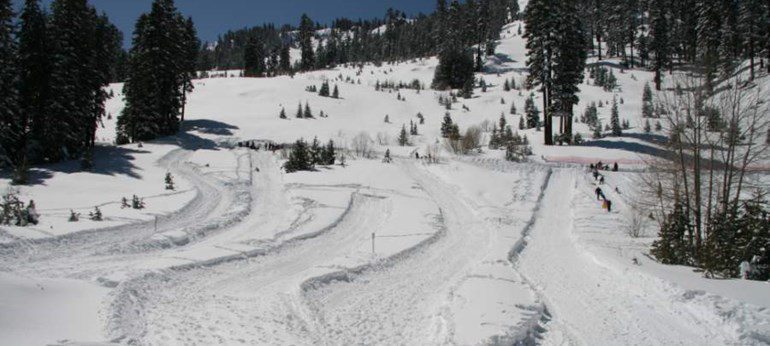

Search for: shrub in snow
xmin=132 ymin=195 xmax=145 ymax=210
xmin=383 ymin=149 xmax=392 ymax=163
xmin=90 ymin=207 xmax=103 ymax=221
xmin=0 ymin=190 xmax=38 ymax=226
xmin=165 ymin=173 xmax=175 ymax=190
xmin=69 ymin=210 xmax=80 ymax=222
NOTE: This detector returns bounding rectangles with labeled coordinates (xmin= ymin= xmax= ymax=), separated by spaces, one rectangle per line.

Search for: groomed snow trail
xmin=109 ymin=192 xmax=392 ymax=345
xmin=0 ymin=147 xmax=248 ymax=281
xmin=519 ymin=169 xmax=744 ymax=345
xmin=302 ymin=160 xmax=546 ymax=345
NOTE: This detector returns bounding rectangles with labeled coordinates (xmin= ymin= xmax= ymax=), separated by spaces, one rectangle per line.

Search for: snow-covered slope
xmin=1 ymin=19 xmax=768 ymax=345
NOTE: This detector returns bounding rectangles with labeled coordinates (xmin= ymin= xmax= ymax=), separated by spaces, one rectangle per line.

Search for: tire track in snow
xmin=107 ymin=192 xmax=390 ymax=345
xmin=302 ymin=161 xmax=548 ymax=345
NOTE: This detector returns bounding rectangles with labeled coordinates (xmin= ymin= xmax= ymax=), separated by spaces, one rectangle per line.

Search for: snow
xmin=0 ymin=272 xmax=109 ymax=346
xmin=0 ymin=18 xmax=768 ymax=345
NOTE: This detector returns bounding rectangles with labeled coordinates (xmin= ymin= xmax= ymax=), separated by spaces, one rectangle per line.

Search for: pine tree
xmin=642 ymin=83 xmax=654 ymax=118
xmin=332 ymin=84 xmax=339 ymax=98
xmin=398 ymin=124 xmax=409 ymax=146
xmin=304 ymin=102 xmax=313 ymax=118
xmin=279 ymin=107 xmax=287 ymax=119
xmin=611 ymin=96 xmax=622 ymax=136
xmin=519 ymin=116 xmax=525 ymax=130
xmin=296 ymin=102 xmax=303 ymax=118
xmin=117 ymin=0 xmax=197 ymax=144
xmin=510 ymin=101 xmax=516 ymax=115
xmin=441 ymin=112 xmax=454 ymax=138
xmin=504 ymin=79 xmax=511 ymax=91
xmin=550 ymin=0 xmax=586 ymax=140
xmin=299 ymin=14 xmax=315 ymax=71
xmin=524 ymin=94 xmax=540 ymax=129
xmin=322 ymin=140 xmax=336 ymax=165
xmin=284 ymin=138 xmax=313 ymax=172
xmin=499 ymin=112 xmax=507 ymax=132
xmin=0 ymin=0 xmax=17 ymax=172
xmin=15 ymin=0 xmax=49 ymax=177
xmin=279 ymin=44 xmax=291 ymax=73
xmin=651 ymin=200 xmax=693 ymax=265
xmin=738 ymin=0 xmax=767 ymax=81
xmin=649 ymin=0 xmax=670 ymax=90
xmin=644 ymin=119 xmax=651 ymax=133
xmin=243 ymin=37 xmax=266 ymax=77
xmin=319 ymin=80 xmax=330 ymax=97
xmin=432 ymin=2 xmax=475 ymax=90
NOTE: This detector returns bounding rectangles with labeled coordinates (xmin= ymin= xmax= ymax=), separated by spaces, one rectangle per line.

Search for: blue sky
xmin=13 ymin=0 xmax=437 ymax=47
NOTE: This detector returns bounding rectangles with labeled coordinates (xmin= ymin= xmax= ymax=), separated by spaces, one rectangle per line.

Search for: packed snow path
xmin=109 ymin=192 xmax=392 ymax=345
xmin=518 ymin=169 xmax=752 ymax=345
xmin=303 ymin=161 xmax=548 ymax=345
xmin=0 ymin=147 xmax=249 ymax=281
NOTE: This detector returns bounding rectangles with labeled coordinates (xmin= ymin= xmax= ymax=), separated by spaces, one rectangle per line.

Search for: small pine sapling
xmin=165 ymin=173 xmax=175 ymax=190
xmin=90 ymin=207 xmax=103 ymax=221
xmin=69 ymin=210 xmax=80 ymax=222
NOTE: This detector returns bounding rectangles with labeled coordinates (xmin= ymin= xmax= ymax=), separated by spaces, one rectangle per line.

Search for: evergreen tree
xmin=550 ymin=0 xmax=586 ymax=140
xmin=284 ymin=138 xmax=313 ymax=172
xmin=649 ymin=0 xmax=670 ymax=90
xmin=644 ymin=119 xmax=651 ymax=133
xmin=15 ymin=0 xmax=49 ymax=175
xmin=519 ymin=116 xmax=525 ymax=130
xmin=510 ymin=101 xmax=516 ymax=115
xmin=432 ymin=1 xmax=475 ymax=90
xmin=642 ymin=82 xmax=654 ymax=118
xmin=322 ymin=140 xmax=336 ymax=165
xmin=524 ymin=0 xmax=559 ymax=144
xmin=611 ymin=96 xmax=622 ymax=136
xmin=299 ymin=14 xmax=315 ymax=71
xmin=279 ymin=44 xmax=291 ymax=73
xmin=738 ymin=0 xmax=767 ymax=80
xmin=319 ymin=80 xmax=330 ymax=97
xmin=243 ymin=37 xmax=266 ymax=77
xmin=332 ymin=84 xmax=340 ymax=98
xmin=0 ymin=0 xmax=17 ymax=171
xmin=524 ymin=94 xmax=540 ymax=129
xmin=441 ymin=112 xmax=454 ymax=138
xmin=279 ymin=107 xmax=287 ymax=119
xmin=117 ymin=0 xmax=197 ymax=143
xmin=651 ymin=200 xmax=693 ymax=265
xmin=499 ymin=112 xmax=507 ymax=132
xmin=304 ymin=102 xmax=313 ymax=118
xmin=398 ymin=124 xmax=409 ymax=146
xmin=296 ymin=102 xmax=303 ymax=118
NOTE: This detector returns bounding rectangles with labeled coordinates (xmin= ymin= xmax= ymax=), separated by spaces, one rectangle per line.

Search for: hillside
xmin=1 ymin=17 xmax=770 ymax=346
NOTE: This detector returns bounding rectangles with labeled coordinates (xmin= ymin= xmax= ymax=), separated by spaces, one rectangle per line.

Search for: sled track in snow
xmin=0 ymin=148 xmax=251 ymax=279
xmin=301 ymin=161 xmax=551 ymax=345
xmin=107 ymin=190 xmax=384 ymax=345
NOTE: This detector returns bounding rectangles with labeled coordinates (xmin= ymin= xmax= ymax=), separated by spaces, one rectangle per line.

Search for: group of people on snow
xmin=590 ymin=161 xmax=619 ymax=213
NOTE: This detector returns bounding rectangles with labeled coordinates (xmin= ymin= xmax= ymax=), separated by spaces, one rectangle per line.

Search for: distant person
xmin=415 ymin=152 xmax=420 ymax=159
xmin=613 ymin=162 xmax=619 ymax=172
xmin=595 ymin=187 xmax=604 ymax=201
xmin=606 ymin=200 xmax=612 ymax=212
xmin=599 ymin=176 xmax=605 ymax=185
